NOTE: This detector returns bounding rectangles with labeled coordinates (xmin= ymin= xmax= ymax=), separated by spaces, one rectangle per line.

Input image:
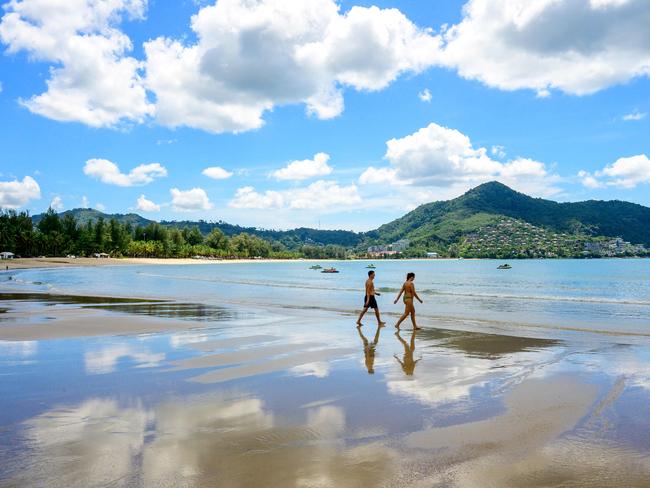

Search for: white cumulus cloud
xmin=202 ymin=166 xmax=233 ymax=180
xmin=0 ymin=175 xmax=41 ymax=208
xmin=384 ymin=122 xmax=503 ymax=184
xmin=360 ymin=122 xmax=560 ymax=197
xmin=418 ymin=88 xmax=431 ymax=102
xmin=143 ymin=0 xmax=440 ymax=133
xmin=49 ymin=195 xmax=64 ymax=211
xmin=3 ymin=0 xmax=648 ymax=135
xmin=288 ymin=180 xmax=362 ymax=209
xmin=578 ymin=170 xmax=603 ymax=189
xmin=579 ymin=154 xmax=650 ymax=189
xmin=170 ymin=187 xmax=212 ymax=212
xmin=229 ymin=180 xmax=361 ymax=210
xmin=229 ymin=186 xmax=284 ymax=209
xmin=359 ymin=166 xmax=399 ymax=185
xmin=438 ymin=0 xmax=650 ymax=96
xmin=622 ymin=110 xmax=647 ymax=121
xmin=600 ymin=154 xmax=650 ymax=188
xmin=0 ymin=0 xmax=153 ymax=127
xmin=83 ymin=159 xmax=167 ymax=187
xmin=136 ymin=194 xmax=160 ymax=212
xmin=271 ymin=152 xmax=332 ymax=181
xmin=491 ymin=145 xmax=506 ymax=159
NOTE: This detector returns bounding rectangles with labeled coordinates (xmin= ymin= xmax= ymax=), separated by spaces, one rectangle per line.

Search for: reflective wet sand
xmin=1 ymin=292 xmax=650 ymax=487
xmin=0 ymin=294 xmax=259 ymax=340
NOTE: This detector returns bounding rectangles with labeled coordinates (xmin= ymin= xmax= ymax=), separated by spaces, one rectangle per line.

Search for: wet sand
xmin=0 ymin=293 xmax=251 ymax=340
xmin=1 ymin=292 xmax=650 ymax=487
xmin=1 ymin=256 xmax=338 ymax=271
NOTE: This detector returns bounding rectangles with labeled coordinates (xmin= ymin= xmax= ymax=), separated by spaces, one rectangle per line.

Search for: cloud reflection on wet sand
xmin=84 ymin=344 xmax=165 ymax=374
xmin=3 ymin=291 xmax=650 ymax=487
xmin=11 ymin=373 xmax=650 ymax=488
xmin=11 ymin=392 xmax=398 ymax=488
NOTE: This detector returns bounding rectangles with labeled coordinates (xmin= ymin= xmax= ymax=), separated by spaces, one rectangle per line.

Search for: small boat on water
xmin=366 ymin=264 xmax=376 ymax=269
xmin=321 ymin=267 xmax=339 ymax=273
xmin=309 ymin=265 xmax=323 ymax=270
xmin=497 ymin=264 xmax=512 ymax=269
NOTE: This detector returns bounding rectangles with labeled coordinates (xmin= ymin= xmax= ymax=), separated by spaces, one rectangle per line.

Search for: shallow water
xmin=1 ymin=262 xmax=650 ymax=486
xmin=3 ymin=259 xmax=650 ymax=336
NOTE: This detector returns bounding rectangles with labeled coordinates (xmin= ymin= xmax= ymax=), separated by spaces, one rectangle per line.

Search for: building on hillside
xmin=367 ymin=245 xmax=388 ymax=253
xmin=426 ymin=252 xmax=439 ymax=258
xmin=583 ymin=242 xmax=602 ymax=254
xmin=1 ymin=252 xmax=15 ymax=259
xmin=391 ymin=239 xmax=410 ymax=252
xmin=367 ymin=239 xmax=411 ymax=256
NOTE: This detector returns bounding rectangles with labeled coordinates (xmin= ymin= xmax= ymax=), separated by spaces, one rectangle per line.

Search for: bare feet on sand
xmin=395 ymin=324 xmax=420 ymax=330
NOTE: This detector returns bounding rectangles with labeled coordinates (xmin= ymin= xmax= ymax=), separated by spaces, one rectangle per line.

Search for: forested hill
xmin=160 ymin=220 xmax=362 ymax=248
xmin=32 ymin=208 xmax=152 ymax=228
xmin=31 ymin=208 xmax=362 ymax=248
xmin=367 ymin=181 xmax=650 ymax=247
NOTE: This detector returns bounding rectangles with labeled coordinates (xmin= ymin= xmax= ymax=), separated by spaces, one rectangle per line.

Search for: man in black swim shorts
xmin=357 ymin=270 xmax=385 ymax=327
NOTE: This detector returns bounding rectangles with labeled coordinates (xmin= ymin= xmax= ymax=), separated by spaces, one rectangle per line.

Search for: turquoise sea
xmin=4 ymin=259 xmax=650 ymax=337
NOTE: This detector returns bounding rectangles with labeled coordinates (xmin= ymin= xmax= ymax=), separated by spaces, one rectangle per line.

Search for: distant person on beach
xmin=394 ymin=329 xmax=421 ymax=375
xmin=394 ymin=272 xmax=423 ymax=330
xmin=357 ymin=270 xmax=385 ymax=326
xmin=358 ymin=324 xmax=383 ymax=374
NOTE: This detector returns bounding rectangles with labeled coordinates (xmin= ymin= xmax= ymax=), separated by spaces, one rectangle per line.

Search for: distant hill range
xmin=32 ymin=182 xmax=650 ymax=250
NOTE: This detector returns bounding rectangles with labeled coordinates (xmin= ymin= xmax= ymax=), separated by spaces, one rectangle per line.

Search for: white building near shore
xmin=1 ymin=252 xmax=15 ymax=259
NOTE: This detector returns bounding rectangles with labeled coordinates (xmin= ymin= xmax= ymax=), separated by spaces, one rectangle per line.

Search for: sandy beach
xmin=2 ymin=262 xmax=650 ymax=487
xmin=1 ymin=256 xmax=314 ymax=270
xmin=1 ymin=256 xmax=472 ymax=271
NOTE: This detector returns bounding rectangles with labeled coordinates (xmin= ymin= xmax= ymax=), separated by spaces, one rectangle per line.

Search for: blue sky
xmin=0 ymin=0 xmax=648 ymax=231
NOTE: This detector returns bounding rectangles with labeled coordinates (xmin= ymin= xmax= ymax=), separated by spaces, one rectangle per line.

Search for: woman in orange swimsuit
xmin=394 ymin=272 xmax=423 ymax=330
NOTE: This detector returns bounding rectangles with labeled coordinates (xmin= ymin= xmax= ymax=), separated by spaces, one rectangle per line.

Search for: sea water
xmin=4 ymin=259 xmax=650 ymax=337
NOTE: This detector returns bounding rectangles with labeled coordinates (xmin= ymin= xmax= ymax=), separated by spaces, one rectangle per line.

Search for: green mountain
xmin=367 ymin=181 xmax=650 ymax=248
xmin=32 ymin=208 xmax=153 ymax=227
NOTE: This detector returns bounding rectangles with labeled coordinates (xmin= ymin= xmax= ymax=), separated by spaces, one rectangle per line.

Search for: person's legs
xmin=395 ymin=303 xmax=409 ymax=329
xmin=374 ymin=307 xmax=385 ymax=326
xmin=357 ymin=307 xmax=368 ymax=325
xmin=409 ymin=304 xmax=420 ymax=330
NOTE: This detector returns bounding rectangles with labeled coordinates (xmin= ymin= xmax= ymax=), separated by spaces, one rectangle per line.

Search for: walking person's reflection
xmin=358 ymin=324 xmax=382 ymax=374
xmin=394 ymin=329 xmax=421 ymax=376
